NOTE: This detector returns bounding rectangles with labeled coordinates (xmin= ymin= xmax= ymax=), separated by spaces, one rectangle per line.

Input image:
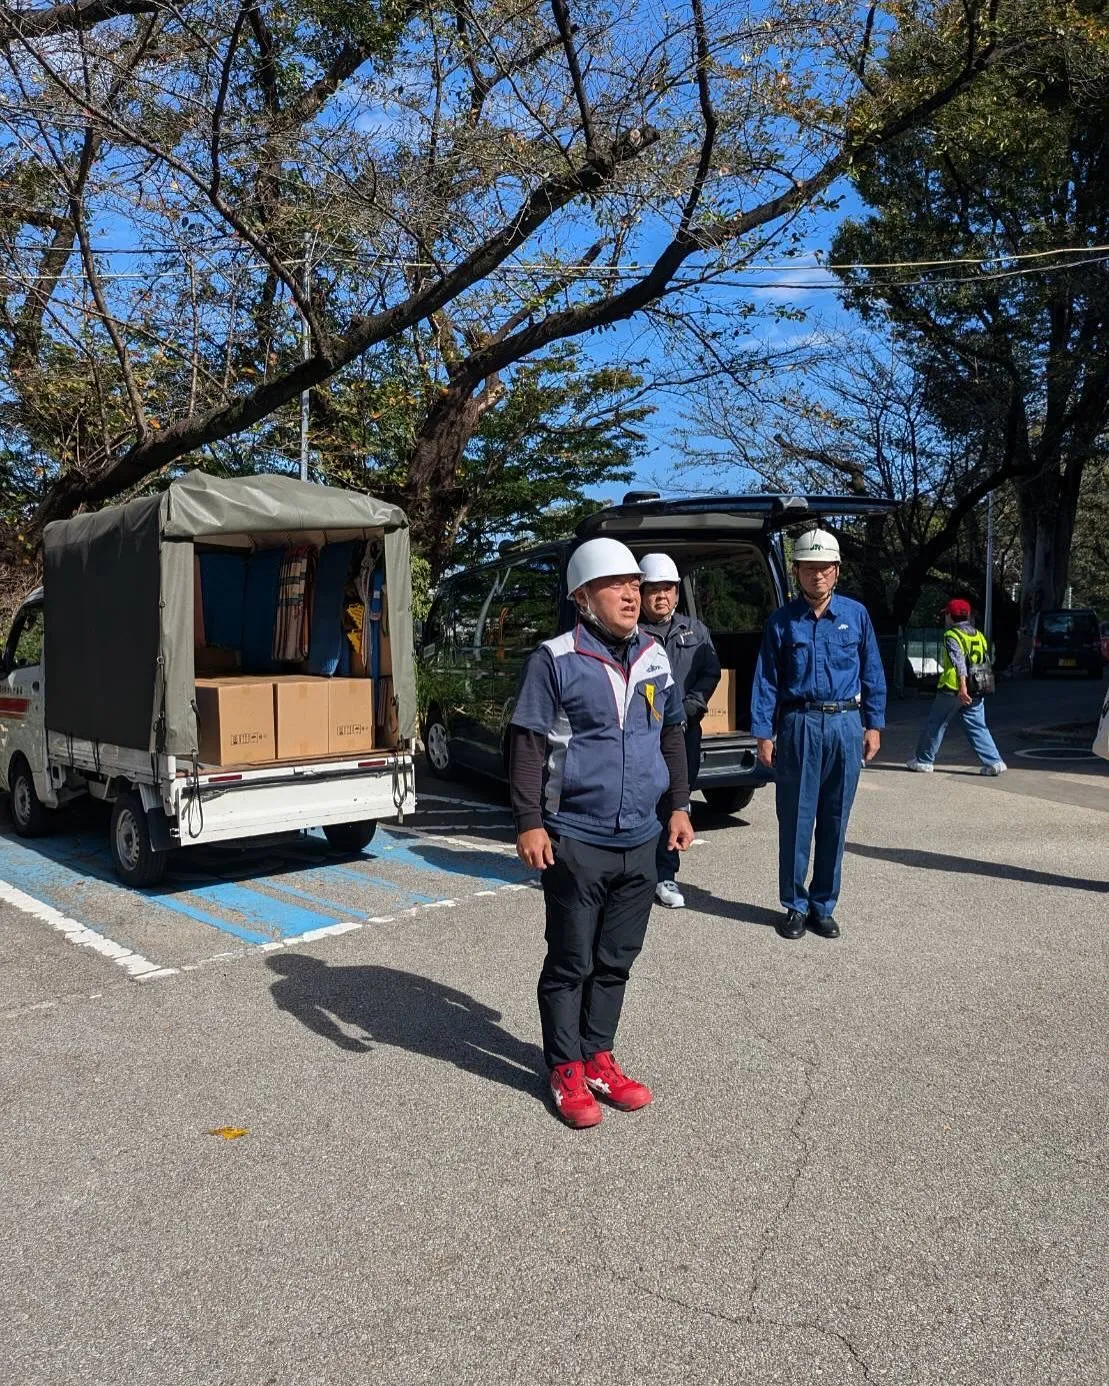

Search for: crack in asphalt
xmin=602 ymin=1257 xmax=874 ymax=1380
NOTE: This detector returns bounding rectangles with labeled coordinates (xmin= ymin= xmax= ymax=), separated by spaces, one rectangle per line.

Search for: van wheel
xmin=8 ymin=757 xmax=50 ymax=838
xmin=701 ymin=786 xmax=755 ymax=815
xmin=110 ymin=791 xmax=167 ymax=888
xmin=424 ymin=708 xmax=453 ymax=778
xmin=322 ymin=820 xmax=377 ymax=853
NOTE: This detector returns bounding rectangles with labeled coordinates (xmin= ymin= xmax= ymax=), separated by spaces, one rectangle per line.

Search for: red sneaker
xmin=549 ymin=1062 xmax=603 ymax=1129
xmin=583 ymin=1051 xmax=653 ymax=1111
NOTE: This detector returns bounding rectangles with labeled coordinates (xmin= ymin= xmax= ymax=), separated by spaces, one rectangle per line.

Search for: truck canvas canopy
xmin=43 ymin=471 xmax=416 ymax=756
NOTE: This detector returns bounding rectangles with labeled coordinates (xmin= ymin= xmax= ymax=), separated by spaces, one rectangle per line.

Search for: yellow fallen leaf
xmin=206 ymin=1126 xmax=249 ymax=1140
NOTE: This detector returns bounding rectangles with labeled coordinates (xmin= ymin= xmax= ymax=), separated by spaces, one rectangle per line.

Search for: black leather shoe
xmin=776 ymin=909 xmax=808 ymax=940
xmin=808 ymin=910 xmax=840 ymax=939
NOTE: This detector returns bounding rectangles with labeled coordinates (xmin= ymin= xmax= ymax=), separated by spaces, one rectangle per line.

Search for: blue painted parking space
xmin=0 ymin=804 xmax=534 ymax=972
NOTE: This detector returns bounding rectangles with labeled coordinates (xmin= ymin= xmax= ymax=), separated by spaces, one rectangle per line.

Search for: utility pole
xmin=299 ymin=233 xmax=310 ymax=483
xmin=984 ymin=489 xmax=994 ymax=644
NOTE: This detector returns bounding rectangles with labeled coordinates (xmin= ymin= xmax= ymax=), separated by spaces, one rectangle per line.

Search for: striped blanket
xmin=272 ymin=545 xmax=317 ymax=662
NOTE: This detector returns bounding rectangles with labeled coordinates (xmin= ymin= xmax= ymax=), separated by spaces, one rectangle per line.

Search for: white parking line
xmin=0 ymin=877 xmax=177 ymax=982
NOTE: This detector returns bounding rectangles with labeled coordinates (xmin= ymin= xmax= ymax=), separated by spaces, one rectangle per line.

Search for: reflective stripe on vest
xmin=938 ymin=627 xmax=988 ymax=692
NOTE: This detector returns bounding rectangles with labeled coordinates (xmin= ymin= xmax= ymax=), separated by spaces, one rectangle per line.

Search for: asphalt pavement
xmin=1 ymin=675 xmax=1105 ymax=1385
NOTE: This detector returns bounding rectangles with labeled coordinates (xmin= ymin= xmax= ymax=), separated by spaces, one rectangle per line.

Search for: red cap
xmin=945 ymin=598 xmax=972 ymax=621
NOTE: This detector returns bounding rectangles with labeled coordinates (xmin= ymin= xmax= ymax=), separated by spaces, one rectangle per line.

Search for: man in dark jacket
xmin=638 ymin=552 xmax=721 ymax=909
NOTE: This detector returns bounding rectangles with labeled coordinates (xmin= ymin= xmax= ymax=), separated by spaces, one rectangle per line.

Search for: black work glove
xmin=683 ymin=696 xmax=706 ymax=723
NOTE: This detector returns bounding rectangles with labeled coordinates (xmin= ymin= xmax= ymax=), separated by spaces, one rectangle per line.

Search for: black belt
xmin=785 ymin=700 xmax=860 ymax=714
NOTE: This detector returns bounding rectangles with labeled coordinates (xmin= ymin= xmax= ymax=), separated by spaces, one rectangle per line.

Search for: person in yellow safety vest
xmin=906 ymin=598 xmax=1006 ymax=775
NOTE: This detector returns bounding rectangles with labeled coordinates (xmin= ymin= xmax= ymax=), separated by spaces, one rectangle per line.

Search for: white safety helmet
xmin=792 ymin=528 xmax=841 ymax=564
xmin=639 ymin=552 xmax=680 ymax=585
xmin=565 ymin=538 xmax=642 ymax=596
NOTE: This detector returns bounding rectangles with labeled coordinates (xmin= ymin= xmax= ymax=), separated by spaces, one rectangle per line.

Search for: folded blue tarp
xmin=307 ymin=541 xmax=358 ymax=676
xmin=242 ymin=545 xmax=285 ymax=673
xmin=198 ymin=551 xmax=248 ymax=650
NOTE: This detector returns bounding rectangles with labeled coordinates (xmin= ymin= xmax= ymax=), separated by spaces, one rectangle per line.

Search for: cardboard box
xmin=329 ymin=677 xmax=375 ymax=754
xmin=378 ymin=630 xmax=392 ymax=677
xmin=273 ymin=678 xmax=330 ymax=759
xmin=701 ymin=670 xmax=737 ymax=735
xmin=195 ymin=678 xmax=275 ymax=765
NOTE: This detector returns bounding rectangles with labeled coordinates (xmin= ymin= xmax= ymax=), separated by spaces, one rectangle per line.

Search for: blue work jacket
xmin=750 ymin=595 xmax=886 ymax=739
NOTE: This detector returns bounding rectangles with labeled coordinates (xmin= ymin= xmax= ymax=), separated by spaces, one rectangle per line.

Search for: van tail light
xmin=1034 ymin=638 xmax=1042 ymax=649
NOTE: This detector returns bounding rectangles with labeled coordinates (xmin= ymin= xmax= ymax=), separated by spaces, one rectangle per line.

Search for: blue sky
xmin=580 ymin=189 xmax=875 ymax=503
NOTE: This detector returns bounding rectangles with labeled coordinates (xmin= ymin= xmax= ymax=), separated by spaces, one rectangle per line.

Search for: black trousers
xmin=538 ymin=834 xmax=658 ymax=1069
xmin=656 ymin=720 xmax=702 ymax=882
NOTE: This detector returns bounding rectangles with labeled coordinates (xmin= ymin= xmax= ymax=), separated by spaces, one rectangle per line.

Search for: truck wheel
xmin=701 ymin=786 xmax=755 ymax=815
xmin=8 ymin=757 xmax=50 ymax=838
xmin=110 ymin=791 xmax=168 ymax=888
xmin=322 ymin=820 xmax=378 ymax=853
xmin=424 ymin=708 xmax=453 ymax=778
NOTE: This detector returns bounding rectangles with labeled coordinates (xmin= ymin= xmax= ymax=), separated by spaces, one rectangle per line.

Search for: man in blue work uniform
xmin=751 ymin=528 xmax=886 ymax=940
xmin=508 ymin=538 xmax=695 ymax=1128
xmin=638 ymin=551 xmax=721 ymax=909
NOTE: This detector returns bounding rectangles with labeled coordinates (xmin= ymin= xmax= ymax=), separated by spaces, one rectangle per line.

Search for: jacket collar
xmin=573 ymin=621 xmax=650 ymax=666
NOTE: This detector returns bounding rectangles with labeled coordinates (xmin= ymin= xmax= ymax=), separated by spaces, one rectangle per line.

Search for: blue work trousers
xmin=914 ymin=692 xmax=1001 ymax=767
xmin=774 ymin=708 xmax=863 ymax=918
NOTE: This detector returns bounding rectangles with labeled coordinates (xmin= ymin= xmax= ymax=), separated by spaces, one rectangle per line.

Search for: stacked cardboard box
xmin=195 ymin=678 xmax=276 ymax=765
xmin=702 ymin=670 xmax=737 ymax=735
xmin=194 ymin=673 xmax=377 ymax=765
xmin=328 ymin=678 xmax=375 ymax=755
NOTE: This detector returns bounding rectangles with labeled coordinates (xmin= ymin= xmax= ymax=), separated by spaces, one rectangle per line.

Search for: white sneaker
xmin=906 ymin=758 xmax=933 ymax=772
xmin=655 ymin=880 xmax=685 ymax=909
xmin=980 ymin=762 xmax=1007 ymax=776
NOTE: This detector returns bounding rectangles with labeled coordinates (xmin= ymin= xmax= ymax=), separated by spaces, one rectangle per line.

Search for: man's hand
xmin=863 ymin=729 xmax=881 ymax=762
xmin=958 ymin=681 xmax=973 ymax=707
xmin=757 ymin=737 xmax=775 ymax=769
xmin=516 ymin=828 xmax=554 ymax=870
xmin=667 ymin=810 xmax=695 ymax=852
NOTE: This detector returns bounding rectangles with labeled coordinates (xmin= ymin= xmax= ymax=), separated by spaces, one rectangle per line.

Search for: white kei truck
xmin=0 ymin=472 xmax=417 ymax=886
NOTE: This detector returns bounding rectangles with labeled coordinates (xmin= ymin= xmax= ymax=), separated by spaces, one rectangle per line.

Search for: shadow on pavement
xmin=847 ymin=841 xmax=1109 ymax=894
xmin=675 ymin=882 xmax=782 ymax=928
xmin=267 ymin=954 xmax=546 ymax=1099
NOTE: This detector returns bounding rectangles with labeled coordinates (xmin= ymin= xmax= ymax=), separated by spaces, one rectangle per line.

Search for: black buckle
xmin=820 ymin=702 xmax=840 ymax=713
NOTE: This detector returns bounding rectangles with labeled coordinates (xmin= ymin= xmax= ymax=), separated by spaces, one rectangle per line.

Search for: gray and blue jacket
xmin=510 ymin=622 xmax=686 ymax=848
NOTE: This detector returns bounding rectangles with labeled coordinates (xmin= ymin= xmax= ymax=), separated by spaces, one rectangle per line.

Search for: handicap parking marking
xmin=0 ymin=873 xmax=176 ymax=983
xmin=0 ymin=817 xmax=544 ymax=969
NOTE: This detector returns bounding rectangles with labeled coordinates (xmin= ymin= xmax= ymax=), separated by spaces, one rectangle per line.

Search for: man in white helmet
xmin=508 ymin=537 xmax=695 ymax=1129
xmin=750 ymin=528 xmax=886 ymax=940
xmin=638 ymin=551 xmax=721 ymax=908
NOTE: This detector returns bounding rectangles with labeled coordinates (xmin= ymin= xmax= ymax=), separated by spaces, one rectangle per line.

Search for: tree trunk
xmin=1017 ymin=460 xmax=1084 ymax=626
xmin=402 ymin=379 xmax=500 ymax=576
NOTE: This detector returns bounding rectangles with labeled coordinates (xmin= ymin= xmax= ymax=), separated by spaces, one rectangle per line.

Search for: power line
xmin=5 ymin=240 xmax=1109 ymax=274
xmin=5 ymin=252 xmax=1106 ymax=290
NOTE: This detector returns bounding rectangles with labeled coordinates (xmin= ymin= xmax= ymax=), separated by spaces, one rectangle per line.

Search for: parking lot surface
xmin=1 ymin=678 xmax=1105 ymax=1385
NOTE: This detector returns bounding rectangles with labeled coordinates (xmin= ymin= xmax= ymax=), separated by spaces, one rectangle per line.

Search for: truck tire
xmin=701 ymin=786 xmax=756 ymax=816
xmin=424 ymin=708 xmax=453 ymax=778
xmin=110 ymin=791 xmax=168 ymax=888
xmin=8 ymin=756 xmax=50 ymax=838
xmin=322 ymin=820 xmax=378 ymax=852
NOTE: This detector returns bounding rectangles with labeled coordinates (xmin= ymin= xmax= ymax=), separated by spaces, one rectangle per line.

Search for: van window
xmin=492 ymin=558 xmax=561 ymax=652
xmin=449 ymin=570 xmax=498 ymax=650
xmin=688 ymin=554 xmax=777 ymax=634
xmin=7 ymin=605 xmax=44 ymax=669
xmin=423 ymin=592 xmax=447 ymax=649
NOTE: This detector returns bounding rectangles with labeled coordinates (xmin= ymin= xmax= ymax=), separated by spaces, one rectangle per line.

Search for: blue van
xmin=418 ymin=493 xmax=891 ymax=814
